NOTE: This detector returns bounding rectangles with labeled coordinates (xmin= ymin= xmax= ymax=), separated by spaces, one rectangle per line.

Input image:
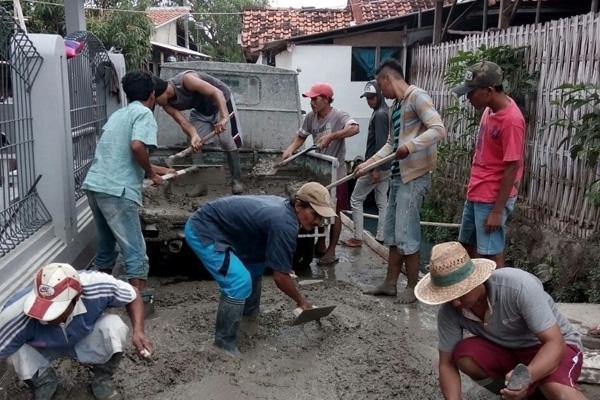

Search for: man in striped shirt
xmin=0 ymin=263 xmax=152 ymax=400
xmin=357 ymin=59 xmax=446 ymax=304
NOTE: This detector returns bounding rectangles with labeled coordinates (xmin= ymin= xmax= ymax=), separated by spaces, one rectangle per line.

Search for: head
xmin=122 ymin=70 xmax=155 ymax=106
xmin=152 ymin=76 xmax=169 ymax=105
xmin=360 ymin=80 xmax=383 ymax=109
xmin=23 ymin=263 xmax=83 ymax=324
xmin=414 ymin=242 xmax=496 ymax=306
xmin=451 ymin=61 xmax=504 ymax=109
xmin=302 ymin=83 xmax=334 ymax=115
xmin=375 ymin=58 xmax=405 ymax=99
xmin=293 ymin=182 xmax=337 ymax=230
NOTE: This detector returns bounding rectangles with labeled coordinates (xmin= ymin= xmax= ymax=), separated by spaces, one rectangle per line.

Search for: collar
xmin=38 ymin=299 xmax=87 ymax=326
xmin=461 ymin=292 xmax=494 ymax=332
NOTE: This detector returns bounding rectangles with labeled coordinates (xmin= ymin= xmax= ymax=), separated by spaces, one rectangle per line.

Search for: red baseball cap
xmin=302 ymin=82 xmax=334 ymax=99
xmin=23 ymin=263 xmax=82 ymax=321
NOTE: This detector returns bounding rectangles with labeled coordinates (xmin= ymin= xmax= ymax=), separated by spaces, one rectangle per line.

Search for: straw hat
xmin=415 ymin=242 xmax=496 ymax=305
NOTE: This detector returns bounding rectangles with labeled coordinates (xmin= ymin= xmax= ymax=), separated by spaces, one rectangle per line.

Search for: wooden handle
xmin=326 ymin=153 xmax=395 ymax=190
xmin=279 ymin=144 xmax=319 ymax=166
xmin=143 ymin=166 xmax=199 ymax=188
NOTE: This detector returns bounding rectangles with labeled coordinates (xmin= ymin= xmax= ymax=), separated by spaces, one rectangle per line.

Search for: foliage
xmin=23 ymin=0 xmax=66 ymax=36
xmin=543 ymin=83 xmax=600 ymax=206
xmin=441 ymin=44 xmax=539 ymax=180
xmin=190 ymin=0 xmax=268 ymax=62
xmin=87 ymin=1 xmax=155 ymax=70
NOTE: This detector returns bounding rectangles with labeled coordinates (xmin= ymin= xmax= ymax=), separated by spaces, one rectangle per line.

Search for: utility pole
xmin=433 ymin=0 xmax=443 ymax=44
xmin=183 ymin=0 xmax=190 ymax=49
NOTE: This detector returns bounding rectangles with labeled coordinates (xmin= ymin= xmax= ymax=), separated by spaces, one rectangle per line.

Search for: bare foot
xmin=395 ymin=288 xmax=417 ymax=304
xmin=317 ymin=254 xmax=339 ymax=266
xmin=363 ymin=283 xmax=397 ymax=296
xmin=342 ymin=238 xmax=363 ymax=247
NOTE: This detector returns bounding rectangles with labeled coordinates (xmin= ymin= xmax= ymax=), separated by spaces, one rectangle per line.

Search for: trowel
xmin=291 ymin=305 xmax=336 ymax=326
xmin=143 ymin=165 xmax=199 ymax=188
xmin=255 ymin=144 xmax=320 ymax=176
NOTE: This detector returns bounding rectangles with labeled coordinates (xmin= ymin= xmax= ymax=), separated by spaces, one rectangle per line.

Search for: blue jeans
xmin=185 ymin=221 xmax=258 ymax=300
xmin=86 ymin=191 xmax=149 ymax=280
xmin=458 ymin=197 xmax=517 ymax=256
xmin=383 ymin=173 xmax=431 ymax=255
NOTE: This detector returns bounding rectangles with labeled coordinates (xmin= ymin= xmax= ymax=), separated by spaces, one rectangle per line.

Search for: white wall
xmin=275 ymin=44 xmax=385 ymax=162
xmin=153 ymin=23 xmax=178 ymax=46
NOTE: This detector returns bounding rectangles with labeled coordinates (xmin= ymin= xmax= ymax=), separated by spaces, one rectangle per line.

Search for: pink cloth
xmin=467 ymin=98 xmax=526 ymax=203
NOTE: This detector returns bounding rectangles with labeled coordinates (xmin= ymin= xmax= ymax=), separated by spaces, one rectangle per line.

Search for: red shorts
xmin=335 ymin=182 xmax=349 ymax=212
xmin=453 ymin=336 xmax=583 ymax=395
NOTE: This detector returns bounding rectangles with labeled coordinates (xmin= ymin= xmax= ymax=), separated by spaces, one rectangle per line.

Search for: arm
xmin=131 ymin=140 xmax=162 ymax=186
xmin=282 ymin=134 xmax=308 ymax=161
xmin=439 ymin=351 xmax=462 ymax=400
xmin=485 ymin=161 xmax=519 ymax=232
xmin=125 ymin=287 xmax=154 ymax=356
xmin=182 ymin=73 xmax=229 ymax=133
xmin=316 ymin=123 xmax=360 ymax=148
xmin=402 ymin=92 xmax=446 ymax=155
xmin=161 ymin=102 xmax=201 ymax=143
xmin=272 ymin=270 xmax=311 ymax=309
xmin=500 ymin=325 xmax=566 ymax=399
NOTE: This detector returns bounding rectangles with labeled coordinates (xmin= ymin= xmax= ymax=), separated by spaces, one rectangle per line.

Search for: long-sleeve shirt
xmin=373 ymin=85 xmax=446 ymax=183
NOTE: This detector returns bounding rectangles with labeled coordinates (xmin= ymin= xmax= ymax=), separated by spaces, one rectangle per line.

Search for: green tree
xmin=190 ymin=0 xmax=268 ymax=62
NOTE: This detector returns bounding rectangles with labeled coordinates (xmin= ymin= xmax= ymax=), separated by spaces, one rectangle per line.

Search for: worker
xmin=0 ymin=263 xmax=153 ymax=400
xmin=184 ymin=182 xmax=336 ymax=355
xmin=153 ymin=71 xmax=244 ymax=195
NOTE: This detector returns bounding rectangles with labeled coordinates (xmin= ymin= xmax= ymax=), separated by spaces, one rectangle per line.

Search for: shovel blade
xmin=291 ymin=305 xmax=336 ymax=326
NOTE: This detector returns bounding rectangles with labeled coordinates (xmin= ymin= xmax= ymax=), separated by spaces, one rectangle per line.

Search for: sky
xmin=269 ymin=0 xmax=347 ymax=8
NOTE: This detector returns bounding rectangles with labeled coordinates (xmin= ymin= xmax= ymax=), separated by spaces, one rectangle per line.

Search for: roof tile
xmin=146 ymin=7 xmax=189 ymax=27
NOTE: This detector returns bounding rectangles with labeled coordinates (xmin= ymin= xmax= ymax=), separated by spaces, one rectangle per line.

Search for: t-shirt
xmin=188 ymin=196 xmax=299 ymax=274
xmin=298 ymin=109 xmax=358 ymax=179
xmin=437 ymin=268 xmax=582 ymax=353
xmin=467 ymin=97 xmax=525 ymax=203
xmin=168 ymin=71 xmax=232 ymax=116
xmin=390 ymin=103 xmax=402 ymax=176
xmin=82 ymin=101 xmax=157 ymax=206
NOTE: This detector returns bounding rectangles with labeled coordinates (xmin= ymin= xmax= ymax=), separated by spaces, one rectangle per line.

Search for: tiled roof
xmin=360 ymin=0 xmax=440 ymax=22
xmin=241 ymin=8 xmax=354 ymax=50
xmin=146 ymin=7 xmax=189 ymax=27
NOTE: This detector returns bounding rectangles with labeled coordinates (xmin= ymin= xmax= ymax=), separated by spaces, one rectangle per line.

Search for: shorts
xmin=458 ymin=197 xmax=516 ymax=256
xmin=383 ymin=173 xmax=431 ymax=255
xmin=453 ymin=336 xmax=583 ymax=395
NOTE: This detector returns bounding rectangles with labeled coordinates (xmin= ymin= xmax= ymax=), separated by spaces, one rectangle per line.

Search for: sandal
xmin=317 ymin=256 xmax=339 ymax=266
xmin=341 ymin=238 xmax=362 ymax=247
xmin=587 ymin=327 xmax=600 ymax=338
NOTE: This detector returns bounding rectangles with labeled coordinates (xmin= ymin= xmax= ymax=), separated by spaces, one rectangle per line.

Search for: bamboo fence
xmin=410 ymin=12 xmax=600 ymax=238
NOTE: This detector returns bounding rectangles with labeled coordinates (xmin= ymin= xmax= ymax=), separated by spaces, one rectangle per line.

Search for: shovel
xmin=143 ymin=165 xmax=199 ymax=188
xmin=326 ymin=153 xmax=396 ymax=190
xmin=165 ymin=112 xmax=235 ymax=168
xmin=255 ymin=144 xmax=320 ymax=176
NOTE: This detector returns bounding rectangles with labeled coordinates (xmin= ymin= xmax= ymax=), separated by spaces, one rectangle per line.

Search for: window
xmin=351 ymin=47 xmax=401 ymax=82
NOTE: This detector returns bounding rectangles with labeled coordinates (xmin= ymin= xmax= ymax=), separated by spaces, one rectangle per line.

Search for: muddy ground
xmin=1 ymin=230 xmax=503 ymax=400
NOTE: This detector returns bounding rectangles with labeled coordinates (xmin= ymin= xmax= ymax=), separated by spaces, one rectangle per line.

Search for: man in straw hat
xmin=415 ymin=242 xmax=585 ymax=400
xmin=184 ymin=182 xmax=337 ymax=356
xmin=0 ymin=263 xmax=153 ymax=400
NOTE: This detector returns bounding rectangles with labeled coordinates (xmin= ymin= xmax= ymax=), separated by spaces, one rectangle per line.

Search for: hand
xmin=214 ymin=117 xmax=229 ymax=134
xmin=395 ymin=144 xmax=409 ymax=160
xmin=282 ymin=148 xmax=294 ymax=162
xmin=316 ymin=134 xmax=333 ymax=149
xmin=154 ymin=166 xmax=177 ymax=176
xmin=371 ymin=170 xmax=381 ymax=184
xmin=149 ymin=172 xmax=164 ymax=187
xmin=190 ymin=134 xmax=202 ymax=152
xmin=354 ymin=159 xmax=375 ymax=178
xmin=299 ymin=300 xmax=313 ymax=311
xmin=132 ymin=330 xmax=154 ymax=358
xmin=500 ymin=370 xmax=529 ymax=400
xmin=485 ymin=210 xmax=503 ymax=233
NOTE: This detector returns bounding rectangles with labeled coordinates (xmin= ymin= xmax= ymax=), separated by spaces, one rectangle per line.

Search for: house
xmin=240 ymin=0 xmax=597 ymax=161
xmin=146 ymin=7 xmax=211 ymax=76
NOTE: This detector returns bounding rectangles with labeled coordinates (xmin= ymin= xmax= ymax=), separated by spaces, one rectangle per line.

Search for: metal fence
xmin=0 ymin=6 xmax=52 ymax=257
xmin=65 ymin=31 xmax=114 ymax=200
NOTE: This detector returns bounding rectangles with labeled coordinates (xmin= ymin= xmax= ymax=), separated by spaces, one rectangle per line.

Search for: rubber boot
xmin=24 ymin=367 xmax=58 ymax=400
xmin=214 ymin=295 xmax=245 ymax=356
xmin=226 ymin=150 xmax=244 ymax=195
xmin=243 ymin=277 xmax=262 ymax=317
xmin=91 ymin=352 xmax=123 ymax=400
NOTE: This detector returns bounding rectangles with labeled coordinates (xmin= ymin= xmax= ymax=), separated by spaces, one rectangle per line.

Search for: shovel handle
xmin=326 ymin=153 xmax=396 ymax=190
xmin=279 ymin=144 xmax=320 ymax=166
xmin=143 ymin=165 xmax=199 ymax=188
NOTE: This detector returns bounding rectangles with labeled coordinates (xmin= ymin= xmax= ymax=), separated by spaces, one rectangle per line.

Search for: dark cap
xmin=360 ymin=80 xmax=379 ymax=98
xmin=451 ymin=61 xmax=503 ymax=97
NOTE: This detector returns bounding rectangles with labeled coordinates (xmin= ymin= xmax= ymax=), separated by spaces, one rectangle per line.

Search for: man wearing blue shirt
xmin=0 ymin=263 xmax=152 ymax=400
xmin=184 ymin=182 xmax=337 ymax=355
xmin=82 ymin=71 xmax=173 ymax=297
